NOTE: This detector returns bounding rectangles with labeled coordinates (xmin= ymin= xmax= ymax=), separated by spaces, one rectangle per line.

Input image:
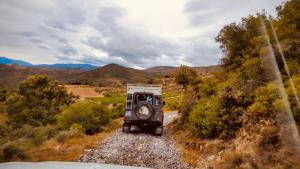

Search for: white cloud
xmin=0 ymin=0 xmax=285 ymax=68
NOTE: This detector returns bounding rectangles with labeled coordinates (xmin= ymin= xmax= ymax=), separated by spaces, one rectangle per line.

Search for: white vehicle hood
xmin=0 ymin=161 xmax=149 ymax=169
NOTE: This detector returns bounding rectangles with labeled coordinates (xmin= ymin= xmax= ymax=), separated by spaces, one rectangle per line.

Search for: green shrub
xmin=6 ymin=75 xmax=75 ymax=128
xmin=249 ymin=83 xmax=282 ymax=118
xmin=175 ymin=65 xmax=198 ymax=88
xmin=57 ymin=101 xmax=111 ymax=135
xmin=189 ymin=96 xmax=221 ymax=138
xmin=8 ymin=125 xmax=58 ymax=146
xmin=189 ymin=82 xmax=242 ymax=139
xmin=164 ymin=99 xmax=181 ymax=111
xmin=55 ymin=130 xmax=84 ymax=144
xmin=32 ymin=125 xmax=59 ymax=145
xmin=179 ymin=86 xmax=198 ymax=122
xmin=110 ymin=103 xmax=125 ymax=119
xmin=70 ymin=123 xmax=84 ymax=133
xmin=286 ymin=75 xmax=300 ymax=123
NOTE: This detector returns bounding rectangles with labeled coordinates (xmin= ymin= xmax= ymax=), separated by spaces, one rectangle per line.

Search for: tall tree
xmin=6 ymin=75 xmax=75 ymax=128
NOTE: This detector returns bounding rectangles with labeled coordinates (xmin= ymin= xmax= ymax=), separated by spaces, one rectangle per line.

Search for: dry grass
xmin=27 ymin=119 xmax=121 ymax=161
xmin=65 ymin=85 xmax=103 ymax=100
xmin=168 ymin=121 xmax=205 ymax=168
xmin=215 ymin=152 xmax=243 ymax=169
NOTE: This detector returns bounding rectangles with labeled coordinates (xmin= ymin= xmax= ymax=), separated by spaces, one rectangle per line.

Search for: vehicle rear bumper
xmin=124 ymin=120 xmax=163 ymax=127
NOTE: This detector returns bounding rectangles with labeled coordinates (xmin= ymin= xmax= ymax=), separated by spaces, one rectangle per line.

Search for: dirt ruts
xmin=79 ymin=112 xmax=189 ymax=169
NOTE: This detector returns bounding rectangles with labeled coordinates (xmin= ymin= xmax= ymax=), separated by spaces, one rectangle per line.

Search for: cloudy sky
xmin=0 ymin=0 xmax=285 ymax=69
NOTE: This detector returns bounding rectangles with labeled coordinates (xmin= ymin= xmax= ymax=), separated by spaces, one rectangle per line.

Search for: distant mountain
xmin=69 ymin=63 xmax=154 ymax=87
xmin=145 ymin=66 xmax=177 ymax=74
xmin=0 ymin=56 xmax=221 ymax=88
xmin=0 ymin=63 xmax=154 ymax=88
xmin=34 ymin=64 xmax=97 ymax=70
xmin=0 ymin=56 xmax=97 ymax=70
xmin=0 ymin=56 xmax=32 ymax=66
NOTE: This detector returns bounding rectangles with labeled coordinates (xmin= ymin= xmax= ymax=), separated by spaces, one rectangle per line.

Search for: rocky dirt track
xmin=79 ymin=112 xmax=189 ymax=169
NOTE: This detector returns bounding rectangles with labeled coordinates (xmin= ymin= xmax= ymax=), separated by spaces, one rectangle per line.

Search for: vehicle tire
xmin=134 ymin=101 xmax=154 ymax=120
xmin=155 ymin=125 xmax=163 ymax=136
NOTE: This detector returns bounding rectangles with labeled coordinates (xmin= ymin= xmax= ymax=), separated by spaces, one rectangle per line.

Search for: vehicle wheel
xmin=155 ymin=125 xmax=163 ymax=136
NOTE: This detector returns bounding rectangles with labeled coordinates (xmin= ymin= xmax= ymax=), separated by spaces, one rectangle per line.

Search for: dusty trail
xmin=79 ymin=112 xmax=189 ymax=169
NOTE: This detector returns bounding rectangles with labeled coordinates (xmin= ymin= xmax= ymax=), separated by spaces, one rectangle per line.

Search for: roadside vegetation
xmin=171 ymin=0 xmax=300 ymax=168
xmin=0 ymin=74 xmax=180 ymax=162
xmin=0 ymin=75 xmax=123 ymax=162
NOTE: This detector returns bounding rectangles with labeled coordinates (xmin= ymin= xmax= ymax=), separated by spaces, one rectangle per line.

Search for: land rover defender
xmin=122 ymin=84 xmax=164 ymax=135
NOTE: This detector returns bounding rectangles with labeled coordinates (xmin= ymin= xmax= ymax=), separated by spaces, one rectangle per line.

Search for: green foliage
xmin=189 ymin=81 xmax=243 ymax=139
xmin=93 ymin=93 xmax=125 ymax=105
xmin=8 ymin=125 xmax=59 ymax=146
xmin=110 ymin=103 xmax=125 ymax=119
xmin=57 ymin=101 xmax=111 ymax=135
xmin=162 ymin=93 xmax=182 ymax=111
xmin=275 ymin=0 xmax=300 ymax=64
xmin=6 ymin=75 xmax=75 ymax=128
xmin=286 ymin=74 xmax=300 ymax=123
xmin=70 ymin=123 xmax=84 ymax=133
xmin=189 ymin=96 xmax=221 ymax=138
xmin=184 ymin=0 xmax=300 ymax=140
xmin=175 ymin=65 xmax=198 ymax=88
xmin=215 ymin=15 xmax=265 ymax=71
xmin=55 ymin=130 xmax=84 ymax=144
xmin=179 ymin=86 xmax=198 ymax=122
xmin=249 ymin=83 xmax=283 ymax=117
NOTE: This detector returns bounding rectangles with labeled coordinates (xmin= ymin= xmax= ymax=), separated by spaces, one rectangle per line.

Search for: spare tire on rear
xmin=134 ymin=101 xmax=154 ymax=120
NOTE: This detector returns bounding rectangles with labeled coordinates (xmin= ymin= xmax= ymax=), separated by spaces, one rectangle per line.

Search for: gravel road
xmin=79 ymin=112 xmax=189 ymax=169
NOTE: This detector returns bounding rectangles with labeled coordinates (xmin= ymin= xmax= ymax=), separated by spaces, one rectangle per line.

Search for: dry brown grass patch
xmin=28 ymin=119 xmax=121 ymax=161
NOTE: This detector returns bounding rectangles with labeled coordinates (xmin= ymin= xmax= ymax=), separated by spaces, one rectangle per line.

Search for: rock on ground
xmin=79 ymin=112 xmax=190 ymax=169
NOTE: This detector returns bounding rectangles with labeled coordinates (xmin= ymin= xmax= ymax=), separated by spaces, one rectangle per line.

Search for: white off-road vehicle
xmin=122 ymin=84 xmax=165 ymax=135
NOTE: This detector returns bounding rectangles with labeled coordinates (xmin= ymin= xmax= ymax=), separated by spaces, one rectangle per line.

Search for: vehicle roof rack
xmin=127 ymin=84 xmax=162 ymax=87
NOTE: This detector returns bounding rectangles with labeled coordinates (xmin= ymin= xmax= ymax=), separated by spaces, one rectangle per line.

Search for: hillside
xmin=0 ymin=62 xmax=222 ymax=88
xmin=0 ymin=63 xmax=154 ymax=88
xmin=145 ymin=65 xmax=222 ymax=75
xmin=69 ymin=63 xmax=155 ymax=87
xmin=0 ymin=64 xmax=83 ymax=88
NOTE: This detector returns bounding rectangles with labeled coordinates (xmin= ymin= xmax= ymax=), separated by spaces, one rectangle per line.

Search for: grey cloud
xmin=20 ymin=32 xmax=39 ymax=37
xmin=29 ymin=38 xmax=43 ymax=44
xmin=184 ymin=0 xmax=283 ymax=26
xmin=82 ymin=6 xmax=181 ymax=66
xmin=184 ymin=42 xmax=221 ymax=66
xmin=37 ymin=45 xmax=50 ymax=50
xmin=0 ymin=0 xmax=282 ymax=68
xmin=44 ymin=20 xmax=67 ymax=31
xmin=58 ymin=38 xmax=68 ymax=44
xmin=60 ymin=45 xmax=78 ymax=56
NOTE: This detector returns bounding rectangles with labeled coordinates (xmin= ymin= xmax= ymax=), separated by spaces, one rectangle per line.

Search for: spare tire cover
xmin=135 ymin=101 xmax=154 ymax=120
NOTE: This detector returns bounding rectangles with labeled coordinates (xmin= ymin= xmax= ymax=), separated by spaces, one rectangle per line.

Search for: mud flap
xmin=154 ymin=125 xmax=163 ymax=136
xmin=122 ymin=123 xmax=131 ymax=133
